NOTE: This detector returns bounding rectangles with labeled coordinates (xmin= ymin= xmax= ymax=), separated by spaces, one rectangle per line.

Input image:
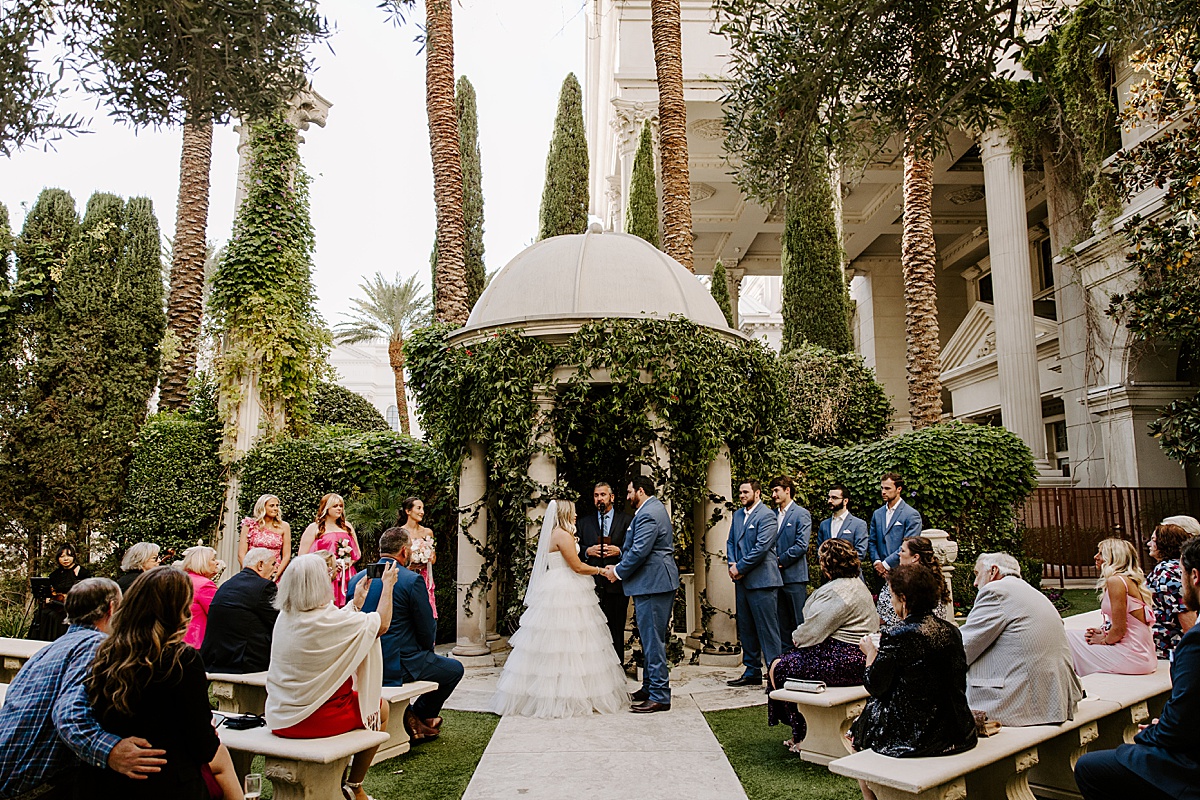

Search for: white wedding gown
xmin=490 ymin=550 xmax=630 ymax=718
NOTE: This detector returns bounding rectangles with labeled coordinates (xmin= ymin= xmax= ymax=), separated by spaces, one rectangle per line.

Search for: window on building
xmin=386 ymin=405 xmax=400 ymax=431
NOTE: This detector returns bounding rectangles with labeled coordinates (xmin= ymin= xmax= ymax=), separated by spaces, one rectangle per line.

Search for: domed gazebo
xmin=449 ymin=225 xmax=745 ymax=665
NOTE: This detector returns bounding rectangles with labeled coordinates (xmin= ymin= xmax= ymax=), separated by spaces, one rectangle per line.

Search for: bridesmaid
xmin=401 ymin=496 xmax=438 ymax=619
xmin=298 ymin=493 xmax=361 ymax=607
xmin=239 ymin=494 xmax=291 ymax=578
xmin=1066 ymin=538 xmax=1157 ymax=676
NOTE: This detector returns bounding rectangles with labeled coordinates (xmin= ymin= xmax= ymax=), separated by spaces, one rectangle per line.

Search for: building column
xmin=699 ymin=445 xmax=740 ymax=665
xmin=453 ymin=441 xmax=490 ymax=658
xmin=980 ymin=129 xmax=1049 ymax=464
xmin=727 ymin=266 xmax=744 ymax=329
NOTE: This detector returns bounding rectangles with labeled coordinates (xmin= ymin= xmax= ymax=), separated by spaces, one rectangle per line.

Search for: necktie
xmin=602 ymin=513 xmax=609 ymax=539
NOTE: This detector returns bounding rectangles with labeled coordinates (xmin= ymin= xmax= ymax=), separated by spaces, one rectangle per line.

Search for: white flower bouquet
xmin=409 ymin=536 xmax=435 ymax=566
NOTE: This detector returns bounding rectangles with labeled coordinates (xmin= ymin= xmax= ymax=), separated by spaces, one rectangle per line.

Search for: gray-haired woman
xmin=116 ymin=542 xmax=161 ymax=593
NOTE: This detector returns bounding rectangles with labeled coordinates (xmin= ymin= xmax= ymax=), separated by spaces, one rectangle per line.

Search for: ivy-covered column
xmin=527 ymin=393 xmax=559 ymax=534
xmin=453 ymin=441 xmax=491 ymax=659
xmin=699 ymin=444 xmax=740 ymax=665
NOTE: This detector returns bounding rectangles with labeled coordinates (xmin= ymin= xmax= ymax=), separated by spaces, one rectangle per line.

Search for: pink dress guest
xmin=184 ymin=571 xmax=218 ymax=649
xmin=309 ymin=529 xmax=360 ymax=607
xmin=243 ymin=517 xmax=285 ymax=561
xmin=1067 ymin=577 xmax=1157 ymax=676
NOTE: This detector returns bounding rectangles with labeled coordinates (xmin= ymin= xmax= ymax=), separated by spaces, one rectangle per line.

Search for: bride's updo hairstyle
xmin=554 ymin=500 xmax=577 ymax=535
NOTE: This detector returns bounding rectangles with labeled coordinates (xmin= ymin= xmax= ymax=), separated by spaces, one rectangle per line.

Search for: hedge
xmin=777 ymin=345 xmax=892 ymax=446
xmin=310 ymin=381 xmax=389 ymax=432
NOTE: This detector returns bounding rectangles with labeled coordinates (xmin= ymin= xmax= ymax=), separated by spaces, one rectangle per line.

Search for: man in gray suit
xmin=960 ymin=552 xmax=1083 ymax=726
xmin=726 ymin=479 xmax=782 ymax=687
xmin=604 ymin=475 xmax=680 ymax=713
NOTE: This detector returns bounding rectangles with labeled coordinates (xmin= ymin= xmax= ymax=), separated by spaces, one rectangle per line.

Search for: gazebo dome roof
xmin=455 ymin=224 xmax=737 ymax=341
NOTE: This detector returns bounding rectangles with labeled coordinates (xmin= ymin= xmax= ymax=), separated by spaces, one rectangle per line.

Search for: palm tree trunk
xmin=901 ymin=122 xmax=943 ymax=428
xmin=388 ymin=337 xmax=411 ymax=436
xmin=425 ymin=0 xmax=470 ymax=325
xmin=650 ymin=0 xmax=693 ymax=272
xmin=159 ymin=118 xmax=213 ymax=410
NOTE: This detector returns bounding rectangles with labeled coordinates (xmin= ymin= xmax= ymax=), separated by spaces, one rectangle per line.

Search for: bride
xmin=490 ymin=499 xmax=630 ymax=717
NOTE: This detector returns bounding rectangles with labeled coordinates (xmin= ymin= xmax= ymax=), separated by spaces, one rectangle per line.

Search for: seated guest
xmin=31 ymin=543 xmax=92 ymax=642
xmin=267 ymin=554 xmax=398 ymax=800
xmin=961 ymin=552 xmax=1083 ymax=726
xmin=116 ymin=542 xmax=160 ymax=593
xmin=88 ymin=568 xmax=242 ymax=800
xmin=1067 ymin=538 xmax=1157 ymax=676
xmin=200 ymin=547 xmax=280 ymax=674
xmin=850 ymin=565 xmax=976 ymax=796
xmin=878 ymin=536 xmax=951 ymax=629
xmin=767 ymin=539 xmax=879 ymax=752
xmin=179 ymin=545 xmax=222 ymax=649
xmin=1074 ymin=536 xmax=1200 ymax=800
xmin=0 ymin=579 xmax=167 ymax=799
xmin=348 ymin=528 xmax=465 ymax=741
xmin=1162 ymin=514 xmax=1200 ymax=537
xmin=1145 ymin=523 xmax=1196 ymax=661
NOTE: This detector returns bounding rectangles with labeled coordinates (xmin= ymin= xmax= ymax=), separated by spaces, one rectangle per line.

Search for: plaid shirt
xmin=0 ymin=625 xmax=120 ymax=798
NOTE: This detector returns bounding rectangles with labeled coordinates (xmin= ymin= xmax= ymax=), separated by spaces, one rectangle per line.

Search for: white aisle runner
xmin=461 ymin=695 xmax=748 ymax=800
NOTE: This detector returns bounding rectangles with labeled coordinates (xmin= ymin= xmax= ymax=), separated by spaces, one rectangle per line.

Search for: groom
xmin=603 ymin=474 xmax=679 ymax=713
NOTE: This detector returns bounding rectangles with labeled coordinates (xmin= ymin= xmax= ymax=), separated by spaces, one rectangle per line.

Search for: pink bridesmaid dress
xmin=1067 ymin=577 xmax=1157 ymax=676
xmin=309 ymin=529 xmax=360 ymax=607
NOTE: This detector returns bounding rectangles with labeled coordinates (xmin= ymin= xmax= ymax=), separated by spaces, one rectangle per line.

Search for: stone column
xmin=699 ymin=445 xmax=741 ymax=665
xmin=727 ymin=266 xmax=744 ymax=329
xmin=453 ymin=441 xmax=491 ymax=659
xmin=234 ymin=87 xmax=331 ymax=211
xmin=921 ymin=529 xmax=959 ymax=618
xmin=686 ymin=499 xmax=708 ymax=649
xmin=980 ymin=129 xmax=1049 ymax=463
xmin=527 ymin=394 xmax=559 ymax=531
xmin=610 ymin=99 xmax=658 ymax=232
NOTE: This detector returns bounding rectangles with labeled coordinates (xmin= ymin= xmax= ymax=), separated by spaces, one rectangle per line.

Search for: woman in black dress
xmin=115 ymin=541 xmax=161 ymax=593
xmin=31 ymin=544 xmax=91 ymax=641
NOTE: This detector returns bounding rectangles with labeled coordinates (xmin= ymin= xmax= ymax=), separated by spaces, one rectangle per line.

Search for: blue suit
xmin=869 ymin=500 xmax=923 ymax=569
xmin=775 ymin=502 xmax=811 ymax=643
xmin=348 ymin=557 xmax=464 ymax=719
xmin=727 ymin=502 xmax=782 ymax=676
xmin=1075 ymin=625 xmax=1200 ymax=799
xmin=817 ymin=512 xmax=869 ymax=559
xmin=614 ymin=496 xmax=680 ymax=704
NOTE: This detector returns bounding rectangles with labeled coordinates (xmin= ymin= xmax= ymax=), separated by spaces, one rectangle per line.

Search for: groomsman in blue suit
xmin=869 ymin=472 xmax=923 ymax=580
xmin=817 ymin=484 xmax=869 ymax=559
xmin=769 ymin=476 xmax=811 ymax=644
xmin=726 ymin=480 xmax=783 ymax=687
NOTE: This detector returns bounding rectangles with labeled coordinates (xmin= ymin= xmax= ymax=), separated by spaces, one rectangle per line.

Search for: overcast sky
xmin=1 ymin=0 xmax=588 ymax=326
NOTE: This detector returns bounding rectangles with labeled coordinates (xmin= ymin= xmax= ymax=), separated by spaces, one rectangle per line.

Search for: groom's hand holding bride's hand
xmin=601 ymin=565 xmax=619 ymax=583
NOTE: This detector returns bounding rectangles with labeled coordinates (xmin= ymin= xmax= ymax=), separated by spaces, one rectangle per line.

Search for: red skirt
xmin=273 ymin=678 xmax=364 ymax=738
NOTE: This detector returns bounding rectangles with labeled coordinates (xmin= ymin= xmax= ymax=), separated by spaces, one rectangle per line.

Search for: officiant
xmin=578 ymin=482 xmax=633 ymax=659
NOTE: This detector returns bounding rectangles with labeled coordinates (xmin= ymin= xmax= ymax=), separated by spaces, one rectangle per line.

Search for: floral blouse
xmin=1147 ymin=558 xmax=1187 ymax=660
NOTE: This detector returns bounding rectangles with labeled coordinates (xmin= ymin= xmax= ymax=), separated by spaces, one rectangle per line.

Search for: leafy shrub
xmin=311 ymin=382 xmax=389 ymax=432
xmin=777 ymin=345 xmax=892 ymax=446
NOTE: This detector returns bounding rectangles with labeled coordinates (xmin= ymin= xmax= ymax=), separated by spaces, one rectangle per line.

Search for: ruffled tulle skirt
xmin=490 ymin=564 xmax=630 ymax=718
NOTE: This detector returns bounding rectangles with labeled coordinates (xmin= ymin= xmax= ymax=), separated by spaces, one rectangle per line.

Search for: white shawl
xmin=266 ymin=602 xmax=383 ymax=731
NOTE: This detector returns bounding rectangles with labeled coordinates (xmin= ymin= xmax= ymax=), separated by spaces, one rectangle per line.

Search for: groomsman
xmin=726 ymin=480 xmax=782 ymax=687
xmin=817 ymin=484 xmax=869 ymax=559
xmin=769 ymin=476 xmax=811 ymax=644
xmin=577 ymin=482 xmax=633 ymax=660
xmin=869 ymin=472 xmax=923 ymax=579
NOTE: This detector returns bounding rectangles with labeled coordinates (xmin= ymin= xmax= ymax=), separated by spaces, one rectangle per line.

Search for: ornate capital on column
xmin=611 ymin=98 xmax=658 ymax=155
xmin=727 ymin=266 xmax=745 ymax=286
xmin=979 ymin=128 xmax=1016 ymax=165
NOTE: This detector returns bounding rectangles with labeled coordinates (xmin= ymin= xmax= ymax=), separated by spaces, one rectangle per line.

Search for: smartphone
xmin=366 ymin=561 xmax=386 ymax=579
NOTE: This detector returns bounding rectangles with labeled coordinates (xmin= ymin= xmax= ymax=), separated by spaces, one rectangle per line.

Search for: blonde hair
xmin=254 ymin=494 xmax=281 ymax=524
xmin=179 ymin=546 xmax=219 ymax=577
xmin=316 ymin=493 xmax=348 ymax=535
xmin=554 ymin=500 xmax=577 ymax=534
xmin=275 ymin=553 xmax=334 ymax=613
xmin=1096 ymin=538 xmax=1152 ymax=604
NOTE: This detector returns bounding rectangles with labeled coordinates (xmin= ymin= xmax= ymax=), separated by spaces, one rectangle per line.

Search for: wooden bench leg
xmin=862 ymin=778 xmax=967 ymax=800
xmin=964 ymin=747 xmax=1040 ymax=800
xmin=372 ymin=698 xmax=414 ymax=765
xmin=263 ymin=755 xmax=351 ymax=800
xmin=1028 ymin=722 xmax=1098 ymax=799
xmin=797 ymin=700 xmax=866 ymax=766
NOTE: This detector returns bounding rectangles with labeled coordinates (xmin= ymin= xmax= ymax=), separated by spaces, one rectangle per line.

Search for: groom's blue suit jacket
xmin=614 ymin=496 xmax=679 ymax=597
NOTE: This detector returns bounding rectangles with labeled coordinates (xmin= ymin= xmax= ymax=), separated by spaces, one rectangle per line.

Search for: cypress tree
xmin=780 ymin=141 xmax=853 ymax=354
xmin=0 ymin=202 xmax=11 ymax=292
xmin=711 ymin=260 xmax=736 ymax=327
xmin=625 ymin=121 xmax=659 ymax=247
xmin=537 ymin=73 xmax=589 ymax=240
xmin=457 ymin=76 xmax=486 ymax=309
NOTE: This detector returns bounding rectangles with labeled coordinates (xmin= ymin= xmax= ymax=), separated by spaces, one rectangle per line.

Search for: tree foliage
xmin=710 ymin=260 xmax=735 ymax=327
xmin=311 ymin=382 xmax=390 ymax=432
xmin=625 ymin=121 xmax=660 ymax=248
xmin=0 ymin=0 xmax=84 ymax=155
xmin=777 ymin=345 xmax=892 ymax=446
xmin=457 ymin=76 xmax=486 ymax=310
xmin=538 ymin=73 xmax=590 ymax=240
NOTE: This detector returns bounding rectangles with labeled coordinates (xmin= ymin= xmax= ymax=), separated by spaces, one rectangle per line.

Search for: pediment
xmin=942 ymin=302 xmax=1058 ymax=373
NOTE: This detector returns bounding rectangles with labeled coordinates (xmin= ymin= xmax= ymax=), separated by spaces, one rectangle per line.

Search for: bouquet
xmin=335 ymin=538 xmax=355 ymax=574
xmin=409 ymin=536 xmax=435 ymax=566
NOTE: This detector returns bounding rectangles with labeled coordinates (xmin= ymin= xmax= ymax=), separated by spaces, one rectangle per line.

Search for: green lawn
xmin=1059 ymin=588 xmax=1101 ymax=617
xmin=704 ymin=706 xmax=861 ymax=800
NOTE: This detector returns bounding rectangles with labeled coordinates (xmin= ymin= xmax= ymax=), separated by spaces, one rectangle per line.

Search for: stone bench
xmin=1079 ymin=661 xmax=1173 ymax=750
xmin=375 ymin=681 xmax=438 ymax=764
xmin=767 ymin=685 xmax=870 ymax=765
xmin=218 ymin=725 xmax=388 ymax=800
xmin=1062 ymin=609 xmax=1104 ymax=631
xmin=0 ymin=637 xmax=50 ymax=683
xmin=0 ymin=682 xmax=7 ymax=705
xmin=208 ymin=671 xmax=268 ymax=715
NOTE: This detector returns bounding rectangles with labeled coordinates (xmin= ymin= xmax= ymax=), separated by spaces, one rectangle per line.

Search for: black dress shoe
xmin=630 ymin=689 xmax=650 ymax=703
xmin=630 ymin=700 xmax=671 ymax=713
xmin=727 ymin=674 xmax=763 ymax=687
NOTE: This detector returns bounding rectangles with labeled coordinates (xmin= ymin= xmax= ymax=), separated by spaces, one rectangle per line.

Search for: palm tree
xmin=334 ymin=274 xmax=431 ymax=436
xmin=649 ymin=0 xmax=693 ymax=272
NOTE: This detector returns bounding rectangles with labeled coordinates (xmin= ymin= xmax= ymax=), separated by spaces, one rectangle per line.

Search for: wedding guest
xmin=1145 ymin=522 xmax=1197 ymax=661
xmin=1067 ymin=538 xmax=1157 ymax=676
xmin=1162 ymin=514 xmax=1200 ymax=537
xmin=298 ymin=493 xmax=361 ymax=607
xmin=116 ymin=542 xmax=160 ymax=593
xmin=726 ymin=480 xmax=783 ymax=687
xmin=771 ymin=476 xmax=812 ymax=642
xmin=577 ymin=482 xmax=634 ymax=661
xmin=238 ymin=493 xmax=291 ymax=577
xmin=1074 ymin=536 xmax=1200 ymax=799
xmin=267 ymin=554 xmax=397 ymax=800
xmin=767 ymin=539 xmax=879 ymax=753
xmin=32 ymin=543 xmax=92 ymax=641
xmin=817 ymin=484 xmax=869 ymax=559
xmin=878 ymin=537 xmax=950 ymax=629
xmin=200 ymin=548 xmax=280 ymax=674
xmin=87 ymin=568 xmax=243 ymax=800
xmin=961 ymin=553 xmax=1083 ymax=726
xmin=868 ymin=473 xmax=922 ymax=578
xmin=348 ymin=528 xmax=464 ymax=739
xmin=401 ymin=496 xmax=438 ymax=619
xmin=179 ymin=546 xmax=222 ymax=650
xmin=0 ymin=579 xmax=167 ymax=799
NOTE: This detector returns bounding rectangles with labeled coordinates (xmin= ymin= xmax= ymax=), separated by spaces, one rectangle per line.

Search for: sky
xmin=1 ymin=0 xmax=589 ymax=326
